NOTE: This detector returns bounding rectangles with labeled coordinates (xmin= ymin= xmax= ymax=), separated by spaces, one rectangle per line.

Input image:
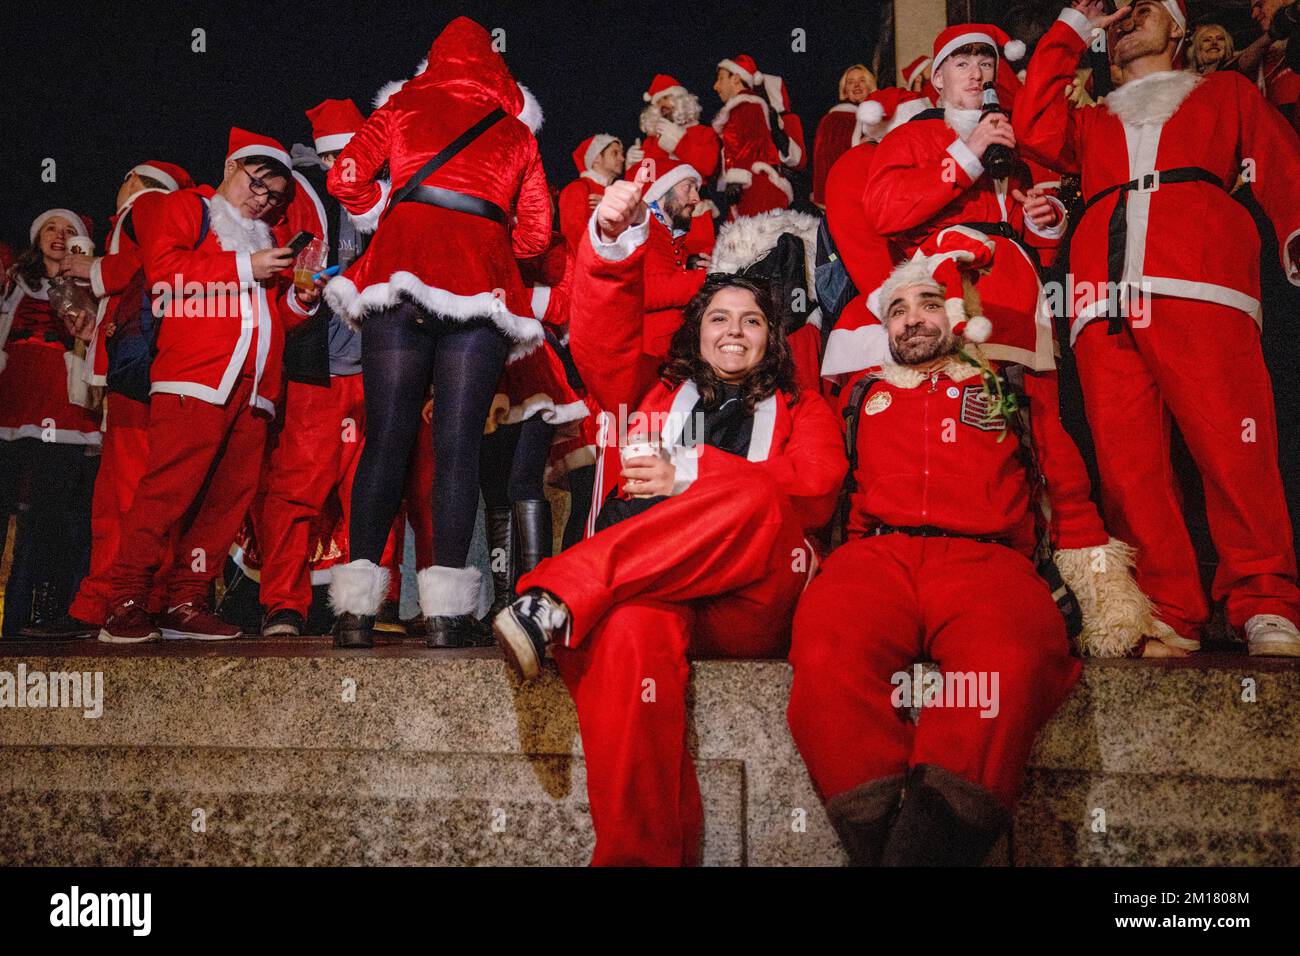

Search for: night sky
xmin=0 ymin=0 xmax=886 ymax=251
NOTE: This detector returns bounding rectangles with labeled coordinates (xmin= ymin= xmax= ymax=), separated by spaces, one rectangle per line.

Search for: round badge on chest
xmin=946 ymin=386 xmax=960 ymax=399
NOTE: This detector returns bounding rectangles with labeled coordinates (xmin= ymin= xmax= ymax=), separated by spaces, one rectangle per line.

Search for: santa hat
xmin=854 ymin=88 xmax=931 ymax=145
xmin=127 ymin=160 xmax=194 ymax=192
xmin=30 ymin=209 xmax=92 ymax=244
xmin=718 ymin=54 xmax=762 ymax=87
xmin=932 ymin=23 xmax=1027 ymax=74
xmin=572 ymin=134 xmax=619 ymax=175
xmin=1160 ymin=0 xmax=1188 ymax=31
xmin=226 ymin=127 xmax=291 ymax=169
xmin=901 ymin=55 xmax=932 ymax=88
xmin=878 ymin=229 xmax=996 ymax=344
xmin=629 ymin=157 xmax=702 ymax=206
xmin=305 ymin=98 xmax=366 ymax=155
xmin=760 ymin=73 xmax=794 ymax=114
xmin=644 ymin=73 xmax=688 ymax=104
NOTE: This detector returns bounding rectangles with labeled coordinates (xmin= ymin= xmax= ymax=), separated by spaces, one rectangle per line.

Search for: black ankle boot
xmin=426 ymin=613 xmax=490 ymax=648
xmin=333 ymin=612 xmax=375 ymax=648
xmin=486 ymin=505 xmax=516 ymax=617
xmin=513 ymin=499 xmax=552 ymax=577
xmin=825 ymin=774 xmax=905 ymax=867
xmin=880 ymin=764 xmax=1010 ymax=867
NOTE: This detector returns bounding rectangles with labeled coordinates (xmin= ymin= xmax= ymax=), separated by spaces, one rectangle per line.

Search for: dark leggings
xmin=480 ymin=414 xmax=555 ymax=509
xmin=349 ymin=300 xmax=509 ymax=568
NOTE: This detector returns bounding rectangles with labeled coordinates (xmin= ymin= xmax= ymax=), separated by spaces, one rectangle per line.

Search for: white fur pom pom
xmin=858 ymin=99 xmax=885 ymax=126
xmin=1004 ymin=39 xmax=1027 ymax=61
xmin=964 ymin=315 xmax=992 ymax=343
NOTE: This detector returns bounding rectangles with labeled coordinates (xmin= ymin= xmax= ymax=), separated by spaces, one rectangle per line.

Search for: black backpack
xmin=813 ymin=216 xmax=857 ymax=332
xmin=105 ymin=195 xmax=209 ymax=403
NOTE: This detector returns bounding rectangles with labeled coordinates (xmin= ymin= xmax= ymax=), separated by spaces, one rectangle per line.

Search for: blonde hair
xmin=1188 ymin=23 xmax=1234 ymax=74
xmin=838 ymin=64 xmax=877 ymax=102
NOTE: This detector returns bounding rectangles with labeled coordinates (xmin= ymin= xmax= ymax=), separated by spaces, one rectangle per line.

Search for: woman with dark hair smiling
xmin=491 ymin=168 xmax=846 ymax=866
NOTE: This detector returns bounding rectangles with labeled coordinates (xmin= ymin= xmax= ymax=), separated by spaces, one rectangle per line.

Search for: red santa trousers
xmin=107 ymin=372 xmax=270 ymax=607
xmin=1072 ymin=298 xmax=1300 ymax=640
xmin=518 ymin=462 xmax=808 ymax=865
xmin=256 ymin=374 xmax=366 ymax=617
xmin=788 ymin=534 xmax=1080 ymax=810
xmin=69 ymin=394 xmax=152 ymax=624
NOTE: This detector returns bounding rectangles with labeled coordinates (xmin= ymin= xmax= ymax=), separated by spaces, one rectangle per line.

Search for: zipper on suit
xmin=921 ymin=372 xmax=939 ymax=520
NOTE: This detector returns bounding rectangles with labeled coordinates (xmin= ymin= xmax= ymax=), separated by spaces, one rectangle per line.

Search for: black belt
xmin=1083 ymin=166 xmax=1222 ymax=334
xmin=867 ymin=524 xmax=1009 ymax=547
xmin=958 ymin=220 xmax=1042 ymax=271
xmin=396 ymin=185 xmax=508 ymax=226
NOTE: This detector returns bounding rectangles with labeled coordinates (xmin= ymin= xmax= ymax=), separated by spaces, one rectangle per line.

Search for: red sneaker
xmin=98 ymin=599 xmax=162 ymax=644
xmin=157 ymin=602 xmax=242 ymax=641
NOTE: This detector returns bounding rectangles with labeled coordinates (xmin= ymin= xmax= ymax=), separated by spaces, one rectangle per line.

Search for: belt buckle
xmin=1135 ymin=171 xmax=1160 ymax=194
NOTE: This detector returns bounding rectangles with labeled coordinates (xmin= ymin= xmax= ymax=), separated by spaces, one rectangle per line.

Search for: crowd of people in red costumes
xmin=3 ymin=0 xmax=1300 ymax=866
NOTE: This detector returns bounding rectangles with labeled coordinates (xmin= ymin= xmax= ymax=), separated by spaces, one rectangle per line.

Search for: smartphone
xmin=287 ymin=231 xmax=317 ymax=256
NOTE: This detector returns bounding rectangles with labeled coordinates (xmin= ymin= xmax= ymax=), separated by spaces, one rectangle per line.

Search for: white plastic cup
xmin=66 ymin=236 xmax=94 ymax=256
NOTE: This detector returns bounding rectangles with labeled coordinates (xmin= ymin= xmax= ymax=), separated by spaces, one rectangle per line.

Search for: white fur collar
xmin=581 ymin=169 xmax=615 ymax=187
xmin=1106 ymin=69 xmax=1201 ymax=127
xmin=711 ymin=93 xmax=770 ymax=133
xmin=208 ymin=194 xmax=273 ymax=254
xmin=944 ymin=108 xmax=983 ymax=138
xmin=876 ymin=347 xmax=985 ymax=389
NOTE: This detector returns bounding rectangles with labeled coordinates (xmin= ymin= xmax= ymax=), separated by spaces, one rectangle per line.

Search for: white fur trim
xmin=644 ymin=163 xmax=701 ymax=205
xmin=1024 ymin=195 xmax=1069 ymax=240
xmin=711 ymin=207 xmax=820 ymax=282
xmin=530 ymin=284 xmax=551 ymax=319
xmin=934 ymin=31 xmax=998 ymax=74
xmin=503 ymin=393 xmax=590 ymax=426
xmin=130 ymin=164 xmax=181 ymax=192
xmin=877 ymin=350 xmax=981 ymax=389
xmin=314 ymin=132 xmax=354 ymax=155
xmin=517 ymin=84 xmax=544 ymax=134
xmin=656 ymin=119 xmax=686 ymax=153
xmin=722 ymin=167 xmax=753 ymax=187
xmin=228 ymin=143 xmax=291 ymax=168
xmin=963 ymin=315 xmax=992 ymax=343
xmin=1283 ymin=228 xmax=1300 ymax=287
xmin=30 ymin=209 xmax=88 ymax=243
xmin=323 ymin=272 xmax=543 ymax=362
xmin=89 ymin=257 xmax=106 ymax=298
xmin=751 ymin=162 xmax=794 ymax=203
xmin=879 ymin=255 xmax=942 ymax=313
xmin=583 ymin=133 xmax=618 ymax=171
xmin=718 ymin=58 xmax=759 ymax=87
xmin=417 ymin=564 xmax=482 ymax=617
xmin=1004 ymin=39 xmax=1026 ymax=61
xmin=647 ymin=84 xmax=687 ymax=104
xmin=1058 ymin=6 xmax=1093 ymax=44
xmin=858 ymin=100 xmax=884 ymax=126
xmin=856 ymin=97 xmax=933 ymax=146
xmin=820 ymin=323 xmax=888 ymax=378
xmin=1106 ymin=70 xmax=1201 ymax=127
xmin=373 ymin=56 xmax=428 ymax=109
xmin=327 ymin=559 xmax=390 ymax=616
xmin=347 ymin=178 xmax=391 ymax=235
xmin=1054 ymin=537 xmax=1164 ymax=658
xmin=588 ymin=209 xmax=650 ymax=262
xmin=580 ymin=169 xmax=615 ymax=186
xmin=946 ymin=137 xmax=984 ymax=181
xmin=711 ymin=93 xmax=771 ymax=133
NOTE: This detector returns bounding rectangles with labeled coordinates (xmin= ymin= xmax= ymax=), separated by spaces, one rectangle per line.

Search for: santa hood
xmin=371 ymin=16 xmax=543 ymax=133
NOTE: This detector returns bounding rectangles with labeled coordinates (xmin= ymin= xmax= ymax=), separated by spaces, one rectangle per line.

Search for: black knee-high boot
xmin=486 ymin=505 xmax=515 ymax=616
xmin=880 ymin=764 xmax=1010 ymax=867
xmin=825 ymin=774 xmax=905 ymax=866
xmin=512 ymin=500 xmax=551 ymax=577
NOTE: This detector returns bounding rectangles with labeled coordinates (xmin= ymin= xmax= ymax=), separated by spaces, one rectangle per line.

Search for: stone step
xmin=0 ymin=641 xmax=1295 ymax=865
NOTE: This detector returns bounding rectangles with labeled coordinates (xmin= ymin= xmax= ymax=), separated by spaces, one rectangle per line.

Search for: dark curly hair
xmin=659 ymin=274 xmax=798 ymax=412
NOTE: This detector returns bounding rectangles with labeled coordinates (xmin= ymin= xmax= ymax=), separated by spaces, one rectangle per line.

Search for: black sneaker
xmin=261 ymin=608 xmax=305 ymax=638
xmin=491 ymin=588 xmax=569 ymax=682
xmin=20 ymin=614 xmax=98 ymax=640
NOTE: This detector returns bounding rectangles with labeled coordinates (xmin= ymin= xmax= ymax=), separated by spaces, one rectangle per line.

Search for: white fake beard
xmin=208 ymin=194 xmax=274 ymax=254
xmin=944 ymin=107 xmax=983 ymax=138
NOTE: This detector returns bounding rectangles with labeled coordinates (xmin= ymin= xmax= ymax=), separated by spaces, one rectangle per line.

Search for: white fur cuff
xmin=418 ymin=564 xmax=482 ymax=617
xmin=328 ymin=559 xmax=390 ymax=617
xmin=1055 ymin=537 xmax=1160 ymax=657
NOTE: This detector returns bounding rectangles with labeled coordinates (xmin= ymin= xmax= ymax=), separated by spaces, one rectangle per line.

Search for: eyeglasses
xmin=240 ymin=165 xmax=289 ymax=207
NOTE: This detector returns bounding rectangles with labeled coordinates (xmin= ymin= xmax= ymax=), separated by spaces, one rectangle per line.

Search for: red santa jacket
xmin=85 ymin=188 xmax=169 ymax=387
xmin=812 ymin=103 xmax=858 ymax=209
xmin=712 ymin=94 xmax=794 ymax=207
xmin=1259 ymin=41 xmax=1300 ymax=135
xmin=0 ymin=279 xmax=102 ymax=443
xmin=1015 ymin=8 xmax=1300 ymax=342
xmin=134 ymin=186 xmax=310 ymax=415
xmin=325 ymin=16 xmax=552 ymax=362
xmin=645 ymin=122 xmax=721 ymax=180
xmin=557 ymin=173 xmax=607 ymax=253
xmin=569 ymin=213 xmax=846 ymax=538
xmin=641 ymin=211 xmax=707 ymax=358
xmin=841 ymin=355 xmax=1107 ymax=556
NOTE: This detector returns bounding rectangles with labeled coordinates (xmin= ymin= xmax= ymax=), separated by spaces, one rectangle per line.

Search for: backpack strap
xmin=830 ymin=374 xmax=880 ymax=551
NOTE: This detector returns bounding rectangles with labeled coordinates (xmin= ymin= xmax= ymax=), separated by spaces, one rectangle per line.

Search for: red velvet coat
xmin=324 ymin=17 xmax=552 ymax=361
xmin=642 ymin=213 xmax=707 ymax=358
xmin=1015 ymin=8 xmax=1300 ymax=342
xmin=569 ymin=213 xmax=846 ymax=539
xmin=557 ymin=174 xmax=606 ymax=254
xmin=712 ymin=94 xmax=793 ymax=211
xmin=643 ymin=122 xmax=721 ymax=181
xmin=812 ymin=103 xmax=858 ymax=209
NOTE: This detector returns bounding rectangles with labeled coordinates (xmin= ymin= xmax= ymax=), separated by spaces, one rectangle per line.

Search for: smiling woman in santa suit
xmin=324 ymin=16 xmax=552 ymax=650
xmin=489 ymin=169 xmax=846 ymax=866
xmin=0 ymin=210 xmax=103 ymax=636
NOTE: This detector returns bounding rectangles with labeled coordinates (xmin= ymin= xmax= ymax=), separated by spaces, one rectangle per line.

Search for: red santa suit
xmin=788 ymin=249 xmax=1157 ymax=864
xmin=1258 ymin=39 xmax=1300 ymax=134
xmin=558 ymin=135 xmax=618 ymax=253
xmin=1014 ymin=6 xmax=1300 ymax=642
xmin=70 ymin=162 xmax=194 ymax=625
xmin=636 ymin=75 xmax=720 ymax=259
xmin=713 ymin=55 xmax=794 ymax=219
xmin=759 ymin=73 xmax=808 ymax=175
xmin=812 ymin=102 xmax=859 ymax=209
xmin=631 ymin=160 xmax=709 ymax=357
xmin=324 ymin=18 xmax=551 ymax=361
xmin=105 ymin=130 xmax=317 ymax=618
xmin=518 ymin=210 xmax=846 ymax=865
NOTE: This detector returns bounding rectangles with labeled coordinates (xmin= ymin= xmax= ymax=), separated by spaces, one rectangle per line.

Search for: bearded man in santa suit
xmin=712 ymin=54 xmax=793 ymax=219
xmin=557 ymin=135 xmax=623 ymax=253
xmin=98 ymin=129 xmax=322 ymax=643
xmin=1014 ymin=0 xmax=1300 ymax=657
xmin=812 ymin=64 xmax=877 ymax=210
xmin=1237 ymin=0 xmax=1300 ymax=134
xmin=629 ymin=74 xmax=720 ymax=257
xmin=49 ymin=161 xmax=195 ymax=637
